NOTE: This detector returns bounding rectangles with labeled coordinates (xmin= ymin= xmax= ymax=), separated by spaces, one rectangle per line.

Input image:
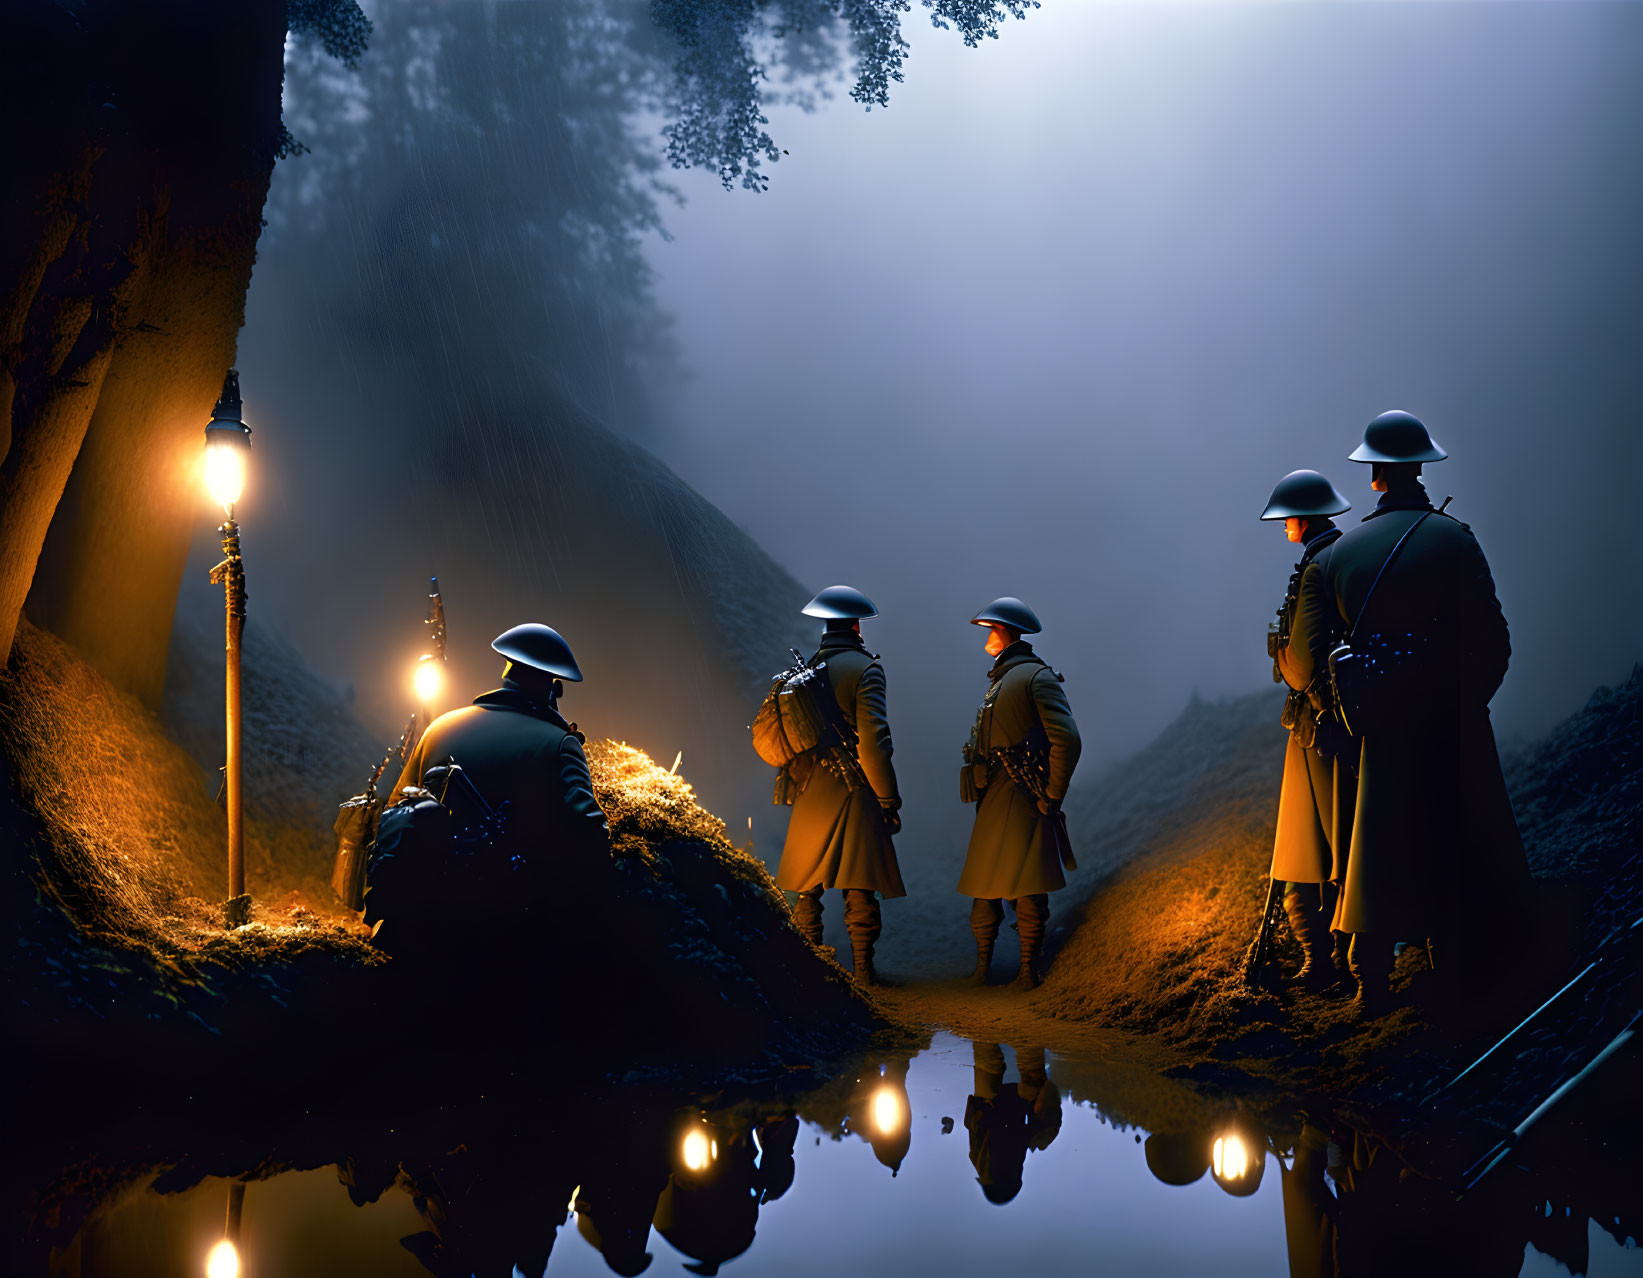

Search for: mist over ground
xmin=217 ymin=1 xmax=1641 ymax=876
xmin=642 ymin=0 xmax=1643 ymax=854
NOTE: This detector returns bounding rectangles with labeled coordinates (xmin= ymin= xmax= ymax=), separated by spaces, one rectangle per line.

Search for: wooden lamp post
xmin=204 ymin=371 xmax=253 ymax=928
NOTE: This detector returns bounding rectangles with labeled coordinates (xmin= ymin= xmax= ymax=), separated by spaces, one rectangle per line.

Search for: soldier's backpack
xmin=362 ymin=760 xmax=511 ymax=957
xmin=751 ymin=648 xmax=834 ymax=767
xmin=331 ymin=752 xmax=395 ymax=911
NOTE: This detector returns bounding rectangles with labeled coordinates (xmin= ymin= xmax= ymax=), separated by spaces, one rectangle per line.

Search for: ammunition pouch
xmin=959 ymin=758 xmax=990 ymax=804
xmin=1298 ymin=680 xmax=1350 ymax=761
xmin=1280 ymin=688 xmax=1317 ymax=751
xmin=773 ymin=753 xmax=815 ymax=805
xmin=993 ymin=738 xmax=1052 ymax=807
xmin=1328 ymin=631 xmax=1437 ymax=739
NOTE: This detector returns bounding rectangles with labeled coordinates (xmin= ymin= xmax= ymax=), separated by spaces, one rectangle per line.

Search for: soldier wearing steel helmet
xmin=1313 ymin=411 xmax=1530 ymax=1013
xmin=772 ymin=585 xmax=905 ymax=986
xmin=1258 ymin=469 xmax=1356 ymax=992
xmin=957 ymin=597 xmax=1082 ymax=989
xmin=391 ymin=622 xmax=608 ymax=852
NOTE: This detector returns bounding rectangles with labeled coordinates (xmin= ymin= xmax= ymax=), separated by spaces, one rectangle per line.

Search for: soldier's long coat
xmin=1312 ymin=494 xmax=1530 ymax=937
xmin=956 ymin=642 xmax=1081 ymax=900
xmin=1270 ymin=525 xmax=1356 ymax=885
xmin=392 ymin=686 xmax=608 ymax=850
xmin=773 ymin=633 xmax=905 ymax=897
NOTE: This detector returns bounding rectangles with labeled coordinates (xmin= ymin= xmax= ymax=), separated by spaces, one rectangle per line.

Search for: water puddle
xmin=44 ymin=1033 xmax=1639 ymax=1277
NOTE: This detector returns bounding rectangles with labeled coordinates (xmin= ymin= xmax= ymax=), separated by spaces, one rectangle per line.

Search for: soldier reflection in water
xmin=1141 ymin=1116 xmax=1534 ymax=1278
xmin=964 ymin=1042 xmax=1064 ymax=1204
xmin=572 ymin=1114 xmax=675 ymax=1277
xmin=643 ymin=1115 xmax=802 ymax=1276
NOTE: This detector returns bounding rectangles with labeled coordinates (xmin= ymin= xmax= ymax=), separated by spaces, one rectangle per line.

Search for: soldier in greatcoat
xmin=957 ymin=597 xmax=1081 ymax=989
xmin=390 ymin=623 xmax=607 ymax=850
xmin=1313 ymin=411 xmax=1531 ymax=1012
xmin=771 ymin=585 xmax=905 ymax=986
xmin=371 ymin=623 xmax=612 ymax=964
xmin=1259 ymin=469 xmax=1356 ymax=991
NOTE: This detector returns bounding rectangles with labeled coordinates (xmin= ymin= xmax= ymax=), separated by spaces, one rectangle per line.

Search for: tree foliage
xmin=286 ymin=0 xmax=371 ymax=69
xmin=651 ymin=0 xmax=1039 ymax=191
xmin=284 ymin=1 xmax=1039 ymax=194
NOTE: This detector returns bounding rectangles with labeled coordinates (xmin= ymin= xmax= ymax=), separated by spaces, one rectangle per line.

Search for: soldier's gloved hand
xmin=1036 ymin=796 xmax=1062 ymax=817
xmin=881 ymin=802 xmax=902 ymax=836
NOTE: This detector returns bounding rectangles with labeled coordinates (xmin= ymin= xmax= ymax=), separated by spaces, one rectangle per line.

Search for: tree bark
xmin=2 ymin=0 xmax=286 ymax=708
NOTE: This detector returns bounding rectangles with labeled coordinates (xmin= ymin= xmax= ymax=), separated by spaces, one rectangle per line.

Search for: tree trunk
xmin=2 ymin=0 xmax=287 ymax=708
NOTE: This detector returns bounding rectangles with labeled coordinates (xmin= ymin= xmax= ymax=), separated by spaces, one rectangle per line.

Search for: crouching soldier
xmin=768 ymin=586 xmax=905 ymax=986
xmin=958 ymin=598 xmax=1081 ymax=989
xmin=1259 ymin=470 xmax=1356 ymax=992
xmin=369 ymin=622 xmax=611 ymax=961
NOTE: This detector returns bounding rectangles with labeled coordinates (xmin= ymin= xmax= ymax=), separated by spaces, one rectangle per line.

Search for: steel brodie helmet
xmin=801 ymin=584 xmax=878 ymax=620
xmin=1348 ymin=410 xmax=1448 ymax=465
xmin=970 ymin=597 xmax=1042 ymax=635
xmin=492 ymin=623 xmax=583 ymax=682
xmin=1258 ymin=470 xmax=1351 ymax=521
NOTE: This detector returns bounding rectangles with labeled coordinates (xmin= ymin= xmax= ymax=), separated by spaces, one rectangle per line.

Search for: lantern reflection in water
xmin=1212 ymin=1133 xmax=1249 ymax=1181
xmin=872 ymin=1084 xmax=907 ymax=1137
xmin=204 ymin=1239 xmax=239 ymax=1278
xmin=681 ymin=1124 xmax=719 ymax=1173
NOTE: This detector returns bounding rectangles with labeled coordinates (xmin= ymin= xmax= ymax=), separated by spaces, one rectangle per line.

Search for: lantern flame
xmin=204 ymin=443 xmax=246 ymax=512
xmin=1213 ymin=1134 xmax=1250 ymax=1181
xmin=413 ymin=655 xmax=444 ymax=704
xmin=205 ymin=1239 xmax=240 ymax=1278
xmin=681 ymin=1126 xmax=716 ymax=1172
xmin=871 ymin=1085 xmax=906 ymax=1137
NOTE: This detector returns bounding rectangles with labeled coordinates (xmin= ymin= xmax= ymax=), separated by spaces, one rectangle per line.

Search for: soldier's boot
xmin=1011 ymin=894 xmax=1050 ymax=991
xmin=792 ymin=887 xmax=826 ymax=948
xmin=844 ymin=889 xmax=883 ymax=987
xmin=1327 ymin=929 xmax=1353 ymax=996
xmin=1283 ymin=887 xmax=1337 ymax=993
xmin=968 ymin=899 xmax=1004 ymax=986
xmin=1348 ymin=933 xmax=1394 ymax=1018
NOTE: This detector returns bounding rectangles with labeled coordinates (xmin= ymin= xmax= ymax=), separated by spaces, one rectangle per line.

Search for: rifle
xmin=425 ymin=576 xmax=448 ymax=662
xmin=992 ymin=736 xmax=1076 ymax=871
xmin=782 ymin=647 xmax=875 ymax=796
xmin=1242 ymin=876 xmax=1285 ymax=989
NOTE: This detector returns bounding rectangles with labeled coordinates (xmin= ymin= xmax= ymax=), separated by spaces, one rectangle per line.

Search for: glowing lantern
xmin=205 ymin=1239 xmax=239 ymax=1278
xmin=681 ymin=1125 xmax=718 ymax=1172
xmin=202 ymin=372 xmax=252 ymax=514
xmin=1213 ymin=1133 xmax=1249 ymax=1181
xmin=413 ymin=654 xmax=445 ymax=705
xmin=871 ymin=1085 xmax=906 ymax=1137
